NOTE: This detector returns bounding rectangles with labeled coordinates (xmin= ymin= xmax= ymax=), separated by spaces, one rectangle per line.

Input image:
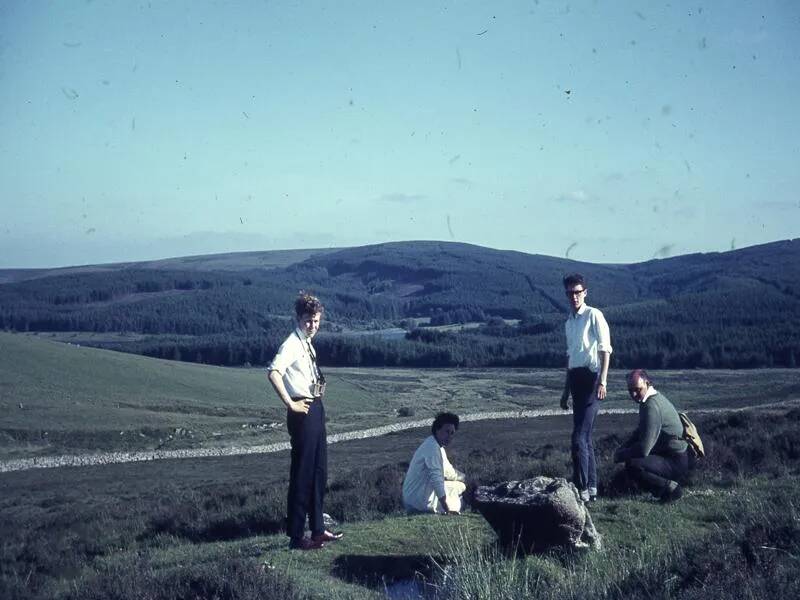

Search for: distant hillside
xmin=0 ymin=247 xmax=342 ymax=284
xmin=0 ymin=239 xmax=798 ymax=369
xmin=301 ymin=239 xmax=800 ymax=308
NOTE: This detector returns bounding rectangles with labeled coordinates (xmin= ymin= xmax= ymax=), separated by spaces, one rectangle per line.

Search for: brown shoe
xmin=289 ymin=537 xmax=325 ymax=550
xmin=312 ymin=530 xmax=343 ymax=543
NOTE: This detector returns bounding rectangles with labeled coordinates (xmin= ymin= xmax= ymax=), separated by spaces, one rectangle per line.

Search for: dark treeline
xmin=4 ymin=297 xmax=800 ymax=370
xmin=92 ymin=312 xmax=798 ymax=369
xmin=0 ymin=268 xmax=404 ymax=335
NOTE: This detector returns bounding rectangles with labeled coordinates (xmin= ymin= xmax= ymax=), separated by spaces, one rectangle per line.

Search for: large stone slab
xmin=473 ymin=476 xmax=601 ymax=553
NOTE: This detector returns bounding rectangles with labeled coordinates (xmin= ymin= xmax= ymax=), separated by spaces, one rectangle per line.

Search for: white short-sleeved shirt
xmin=565 ymin=304 xmax=613 ymax=372
xmin=268 ymin=327 xmax=319 ymax=399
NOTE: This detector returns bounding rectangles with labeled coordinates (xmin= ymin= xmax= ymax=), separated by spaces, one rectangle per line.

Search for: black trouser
xmin=625 ymin=451 xmax=689 ymax=496
xmin=568 ymin=367 xmax=599 ymax=492
xmin=286 ymin=398 xmax=327 ymax=540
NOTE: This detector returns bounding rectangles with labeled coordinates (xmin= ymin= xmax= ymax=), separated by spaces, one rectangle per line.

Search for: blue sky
xmin=1 ymin=1 xmax=798 ymax=268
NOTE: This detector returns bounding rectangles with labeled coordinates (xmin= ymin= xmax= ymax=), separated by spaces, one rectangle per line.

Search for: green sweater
xmin=617 ymin=391 xmax=688 ymax=461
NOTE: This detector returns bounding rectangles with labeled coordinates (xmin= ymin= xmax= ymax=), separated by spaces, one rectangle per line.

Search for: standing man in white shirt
xmin=402 ymin=412 xmax=467 ymax=514
xmin=268 ymin=293 xmax=342 ymax=550
xmin=560 ymin=273 xmax=613 ymax=503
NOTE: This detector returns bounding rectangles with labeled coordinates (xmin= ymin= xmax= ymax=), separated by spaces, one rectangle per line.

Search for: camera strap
xmin=296 ymin=331 xmax=324 ymax=383
xmin=309 ymin=344 xmax=324 ymax=383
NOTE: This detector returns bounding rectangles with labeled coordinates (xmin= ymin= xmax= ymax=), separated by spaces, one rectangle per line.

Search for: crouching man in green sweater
xmin=614 ymin=369 xmax=690 ymax=503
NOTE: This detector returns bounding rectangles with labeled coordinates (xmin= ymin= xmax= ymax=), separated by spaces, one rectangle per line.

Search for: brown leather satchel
xmin=679 ymin=412 xmax=705 ymax=459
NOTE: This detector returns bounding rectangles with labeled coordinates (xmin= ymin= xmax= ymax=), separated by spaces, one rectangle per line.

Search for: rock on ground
xmin=473 ymin=476 xmax=601 ymax=553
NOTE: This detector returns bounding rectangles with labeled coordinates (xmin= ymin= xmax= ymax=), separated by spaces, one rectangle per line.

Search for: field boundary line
xmin=1 ymin=399 xmax=796 ymax=473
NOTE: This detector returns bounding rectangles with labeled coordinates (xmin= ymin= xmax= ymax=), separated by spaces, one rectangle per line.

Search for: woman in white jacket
xmin=402 ymin=412 xmax=466 ymax=514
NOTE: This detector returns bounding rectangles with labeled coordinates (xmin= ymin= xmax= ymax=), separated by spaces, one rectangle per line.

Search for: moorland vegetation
xmin=2 ymin=327 xmax=799 ymax=598
xmin=2 ymin=405 xmax=799 ymax=599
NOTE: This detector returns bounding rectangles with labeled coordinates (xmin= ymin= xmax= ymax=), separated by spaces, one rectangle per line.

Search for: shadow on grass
xmin=332 ymin=553 xmax=440 ymax=587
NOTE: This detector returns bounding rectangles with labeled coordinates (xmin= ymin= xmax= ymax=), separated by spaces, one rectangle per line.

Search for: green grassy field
xmin=3 ymin=329 xmax=800 ymax=598
xmin=3 ymin=403 xmax=799 ymax=599
xmin=2 ymin=331 xmax=798 ymax=461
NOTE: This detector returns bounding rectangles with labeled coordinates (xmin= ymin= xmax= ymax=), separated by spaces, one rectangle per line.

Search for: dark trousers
xmin=626 ymin=451 xmax=689 ymax=496
xmin=286 ymin=398 xmax=327 ymax=540
xmin=569 ymin=367 xmax=599 ymax=492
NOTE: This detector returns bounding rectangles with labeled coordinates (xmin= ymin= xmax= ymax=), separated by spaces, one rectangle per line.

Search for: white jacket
xmin=402 ymin=435 xmax=465 ymax=512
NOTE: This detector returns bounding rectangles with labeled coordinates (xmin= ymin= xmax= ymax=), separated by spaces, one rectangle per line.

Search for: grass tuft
xmin=61 ymin=556 xmax=312 ymax=600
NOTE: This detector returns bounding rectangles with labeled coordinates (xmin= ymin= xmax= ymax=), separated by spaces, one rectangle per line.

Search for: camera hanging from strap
xmin=297 ymin=331 xmax=326 ymax=397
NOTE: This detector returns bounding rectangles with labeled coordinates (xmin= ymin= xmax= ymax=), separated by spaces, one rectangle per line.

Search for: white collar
xmin=641 ymin=387 xmax=658 ymax=403
xmin=295 ymin=327 xmax=314 ymax=354
xmin=570 ymin=304 xmax=588 ymax=318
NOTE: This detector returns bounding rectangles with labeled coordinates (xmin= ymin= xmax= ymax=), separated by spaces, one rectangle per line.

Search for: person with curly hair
xmin=268 ymin=293 xmax=342 ymax=550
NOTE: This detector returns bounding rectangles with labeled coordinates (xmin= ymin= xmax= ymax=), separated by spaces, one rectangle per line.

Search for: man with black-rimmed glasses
xmin=560 ymin=273 xmax=612 ymax=503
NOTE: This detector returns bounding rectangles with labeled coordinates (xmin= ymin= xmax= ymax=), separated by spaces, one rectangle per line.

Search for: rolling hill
xmin=0 ymin=239 xmax=798 ymax=369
